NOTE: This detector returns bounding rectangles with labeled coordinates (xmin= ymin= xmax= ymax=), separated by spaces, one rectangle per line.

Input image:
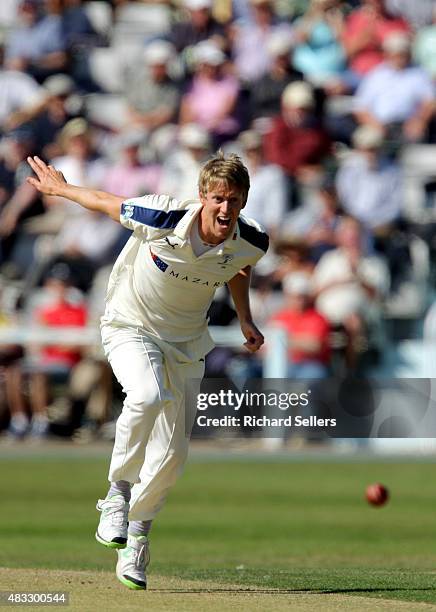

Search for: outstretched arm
xmin=227 ymin=265 xmax=264 ymax=353
xmin=26 ymin=156 xmax=125 ymax=222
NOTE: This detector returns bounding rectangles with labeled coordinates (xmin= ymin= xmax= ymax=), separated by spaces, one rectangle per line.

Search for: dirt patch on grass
xmin=0 ymin=568 xmax=433 ymax=611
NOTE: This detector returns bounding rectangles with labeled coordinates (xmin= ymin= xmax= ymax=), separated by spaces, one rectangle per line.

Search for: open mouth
xmin=217 ymin=217 xmax=231 ymax=228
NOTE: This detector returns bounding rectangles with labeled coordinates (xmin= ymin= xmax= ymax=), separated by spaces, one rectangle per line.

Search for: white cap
xmin=266 ymin=31 xmax=294 ymax=58
xmin=238 ymin=129 xmax=262 ymax=150
xmin=184 ymin=0 xmax=212 ymax=10
xmin=352 ymin=125 xmax=384 ymax=150
xmin=382 ymin=32 xmax=411 ymax=54
xmin=193 ymin=40 xmax=225 ymax=66
xmin=281 ymin=81 xmax=315 ymax=109
xmin=143 ymin=40 xmax=175 ymax=65
xmin=43 ymin=74 xmax=75 ymax=97
xmin=178 ymin=123 xmax=210 ymax=149
xmin=59 ymin=117 xmax=89 ymax=145
xmin=282 ymin=273 xmax=312 ymax=296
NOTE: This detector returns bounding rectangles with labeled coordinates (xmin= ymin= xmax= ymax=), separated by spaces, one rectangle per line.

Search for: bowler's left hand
xmin=240 ymin=320 xmax=264 ymax=353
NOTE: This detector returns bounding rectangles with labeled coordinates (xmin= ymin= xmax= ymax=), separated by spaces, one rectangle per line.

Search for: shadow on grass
xmin=151 ymin=587 xmax=436 ymax=594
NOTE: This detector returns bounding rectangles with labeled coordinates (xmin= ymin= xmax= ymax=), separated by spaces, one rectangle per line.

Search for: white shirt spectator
xmin=354 ymin=62 xmax=435 ymax=124
xmin=313 ymin=248 xmax=390 ymax=325
xmin=0 ymin=69 xmax=42 ymax=127
xmin=336 ymin=152 xmax=402 ymax=229
xmin=232 ymin=22 xmax=293 ymax=83
xmin=243 ymin=163 xmax=287 ymax=233
xmin=50 ymin=155 xmax=120 ymax=261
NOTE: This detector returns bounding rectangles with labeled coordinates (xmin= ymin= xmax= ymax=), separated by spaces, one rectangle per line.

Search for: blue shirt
xmin=354 ymin=62 xmax=435 ymax=124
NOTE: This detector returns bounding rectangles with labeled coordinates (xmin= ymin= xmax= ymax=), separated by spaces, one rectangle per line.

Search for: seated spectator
xmin=18 ymin=262 xmax=88 ymax=438
xmin=5 ymin=0 xmax=67 ymax=82
xmin=249 ymin=30 xmax=303 ymax=120
xmin=0 ymin=283 xmax=25 ymax=438
xmin=159 ymin=123 xmax=211 ymax=201
xmin=31 ymin=118 xmax=120 ymax=292
xmin=0 ymin=129 xmax=43 ymax=271
xmin=263 ymin=81 xmax=332 ymax=203
xmin=354 ymin=33 xmax=435 ymax=143
xmin=103 ymin=132 xmax=161 ymax=199
xmin=282 ymin=179 xmax=342 ymax=261
xmin=170 ymin=0 xmax=227 ymax=68
xmin=270 ymin=272 xmax=331 ymax=378
xmin=0 ymin=36 xmax=44 ymax=134
xmin=312 ymin=216 xmax=390 ymax=367
xmin=342 ymin=0 xmax=410 ymax=80
xmin=293 ymin=0 xmax=347 ymax=90
xmin=6 ymin=73 xmax=77 ymax=158
xmin=231 ymin=0 xmax=294 ymax=84
xmin=238 ymin=129 xmax=287 ymax=238
xmin=124 ymin=40 xmax=181 ymax=142
xmin=180 ymin=40 xmax=240 ymax=147
xmin=336 ymin=125 xmax=402 ymax=231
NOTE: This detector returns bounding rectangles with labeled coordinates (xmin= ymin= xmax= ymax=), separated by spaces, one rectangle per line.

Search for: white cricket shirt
xmin=102 ymin=194 xmax=269 ymax=346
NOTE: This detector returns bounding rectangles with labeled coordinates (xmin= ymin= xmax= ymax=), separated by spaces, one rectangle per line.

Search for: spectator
xmin=283 ymin=179 xmax=342 ymax=261
xmin=354 ymin=32 xmax=435 ymax=143
xmin=293 ymin=0 xmax=347 ymax=91
xmin=0 ymin=36 xmax=44 ymax=133
xmin=179 ymin=40 xmax=240 ymax=147
xmin=270 ymin=272 xmax=331 ymax=378
xmin=263 ymin=81 xmax=332 ymax=203
xmin=124 ymin=40 xmax=181 ymax=143
xmin=336 ymin=125 xmax=402 ymax=231
xmin=231 ymin=0 xmax=294 ymax=84
xmin=5 ymin=0 xmax=67 ymax=82
xmin=312 ymin=216 xmax=389 ymax=367
xmin=0 ymin=283 xmax=25 ymax=438
xmin=159 ymin=123 xmax=211 ymax=201
xmin=103 ymin=132 xmax=161 ymax=200
xmin=238 ymin=129 xmax=287 ymax=237
xmin=170 ymin=0 xmax=227 ymax=66
xmin=7 ymin=73 xmax=76 ymax=158
xmin=249 ymin=30 xmax=303 ymax=120
xmin=61 ymin=0 xmax=101 ymax=92
xmin=21 ymin=262 xmax=88 ymax=438
xmin=342 ymin=0 xmax=410 ymax=80
xmin=33 ymin=118 xmax=119 ymax=292
xmin=0 ymin=129 xmax=42 ymax=270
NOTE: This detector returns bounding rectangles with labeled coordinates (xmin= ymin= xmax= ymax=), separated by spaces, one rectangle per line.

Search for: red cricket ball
xmin=365 ymin=483 xmax=389 ymax=507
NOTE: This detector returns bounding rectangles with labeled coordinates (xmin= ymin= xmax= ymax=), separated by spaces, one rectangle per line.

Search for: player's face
xmin=199 ymin=182 xmax=246 ymax=244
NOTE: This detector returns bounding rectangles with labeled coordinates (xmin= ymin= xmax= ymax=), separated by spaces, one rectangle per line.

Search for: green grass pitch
xmin=1 ymin=453 xmax=436 ymax=606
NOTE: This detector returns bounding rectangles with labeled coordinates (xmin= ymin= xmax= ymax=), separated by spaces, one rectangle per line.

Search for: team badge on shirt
xmin=123 ymin=204 xmax=134 ymax=219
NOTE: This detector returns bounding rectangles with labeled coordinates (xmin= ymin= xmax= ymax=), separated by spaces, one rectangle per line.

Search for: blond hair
xmin=198 ymin=151 xmax=250 ymax=203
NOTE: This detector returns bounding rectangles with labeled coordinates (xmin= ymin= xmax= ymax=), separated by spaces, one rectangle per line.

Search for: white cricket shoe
xmin=95 ymin=495 xmax=129 ymax=549
xmin=116 ymin=534 xmax=150 ymax=590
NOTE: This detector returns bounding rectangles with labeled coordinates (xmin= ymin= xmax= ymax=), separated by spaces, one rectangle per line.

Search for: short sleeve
xmin=120 ymin=194 xmax=184 ymax=237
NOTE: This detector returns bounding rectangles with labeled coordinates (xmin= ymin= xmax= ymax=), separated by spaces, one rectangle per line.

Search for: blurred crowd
xmin=0 ymin=0 xmax=436 ymax=441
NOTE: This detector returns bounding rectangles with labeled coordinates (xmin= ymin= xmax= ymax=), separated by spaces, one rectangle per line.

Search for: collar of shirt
xmin=173 ymin=200 xmax=240 ymax=255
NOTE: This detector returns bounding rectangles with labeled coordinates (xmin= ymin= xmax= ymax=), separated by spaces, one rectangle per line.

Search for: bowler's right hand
xmin=26 ymin=156 xmax=67 ymax=196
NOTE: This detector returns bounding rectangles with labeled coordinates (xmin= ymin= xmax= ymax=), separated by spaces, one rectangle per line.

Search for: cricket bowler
xmin=27 ymin=151 xmax=269 ymax=590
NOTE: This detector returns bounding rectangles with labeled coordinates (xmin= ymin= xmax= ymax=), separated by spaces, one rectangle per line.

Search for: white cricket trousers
xmin=101 ymin=323 xmax=205 ymax=521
